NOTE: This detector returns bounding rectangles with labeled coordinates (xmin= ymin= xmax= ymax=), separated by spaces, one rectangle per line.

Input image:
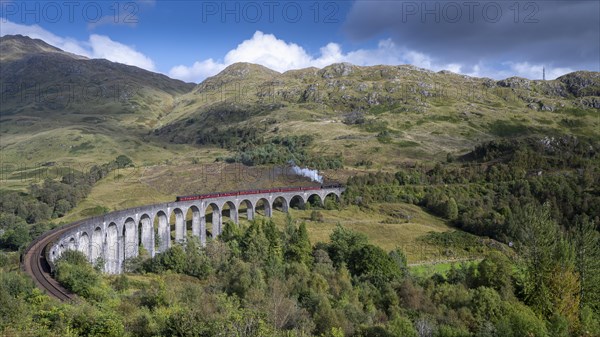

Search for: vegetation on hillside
xmin=1 ymin=35 xmax=600 ymax=337
xmin=2 ymin=213 xmax=599 ymax=336
xmin=0 ymin=156 xmax=132 ymax=250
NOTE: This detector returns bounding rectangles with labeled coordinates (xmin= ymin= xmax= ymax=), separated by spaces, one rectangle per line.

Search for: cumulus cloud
xmin=223 ymin=31 xmax=312 ymax=71
xmin=1 ymin=20 xmax=90 ymax=56
xmin=1 ymin=19 xmax=155 ymax=71
xmin=88 ymin=34 xmax=155 ymax=70
xmin=169 ymin=59 xmax=226 ymax=83
xmin=168 ymin=31 xmax=465 ymax=82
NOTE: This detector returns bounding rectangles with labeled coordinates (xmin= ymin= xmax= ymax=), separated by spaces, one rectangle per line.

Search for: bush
xmin=388 ymin=315 xmax=418 ymax=337
xmin=55 ymin=250 xmax=108 ymax=301
xmin=495 ymin=302 xmax=549 ymax=337
xmin=348 ymin=244 xmax=403 ymax=287
xmin=311 ymin=210 xmax=324 ymax=222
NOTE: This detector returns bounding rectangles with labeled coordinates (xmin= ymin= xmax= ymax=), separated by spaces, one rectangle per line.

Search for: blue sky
xmin=1 ymin=0 xmax=598 ymax=82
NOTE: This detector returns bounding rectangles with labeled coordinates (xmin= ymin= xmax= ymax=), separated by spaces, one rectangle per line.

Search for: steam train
xmin=175 ymin=184 xmax=343 ymax=202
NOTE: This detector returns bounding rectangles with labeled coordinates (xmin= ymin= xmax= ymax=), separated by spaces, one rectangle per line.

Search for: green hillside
xmin=1 ymin=34 xmax=599 ymax=337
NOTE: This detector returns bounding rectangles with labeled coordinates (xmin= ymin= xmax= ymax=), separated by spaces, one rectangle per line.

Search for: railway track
xmin=22 ymin=223 xmax=79 ymax=302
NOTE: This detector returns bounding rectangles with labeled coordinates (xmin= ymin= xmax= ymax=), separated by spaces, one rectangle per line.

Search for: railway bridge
xmin=45 ymin=186 xmax=344 ymax=274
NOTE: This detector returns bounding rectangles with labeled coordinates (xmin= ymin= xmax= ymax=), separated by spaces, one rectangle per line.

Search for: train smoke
xmin=289 ymin=162 xmax=323 ymax=184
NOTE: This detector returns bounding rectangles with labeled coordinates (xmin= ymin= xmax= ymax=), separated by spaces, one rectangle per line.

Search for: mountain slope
xmin=155 ymin=62 xmax=599 ymax=167
xmin=1 ymin=35 xmax=194 ymax=117
xmin=0 ymin=35 xmax=198 ymax=166
xmin=1 ymin=34 xmax=598 ymax=173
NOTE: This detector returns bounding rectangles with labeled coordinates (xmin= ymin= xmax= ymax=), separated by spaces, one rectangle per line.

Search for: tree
xmin=387 ymin=315 xmax=418 ymax=337
xmin=115 ymin=155 xmax=134 ymax=168
xmin=240 ymin=220 xmax=269 ymax=264
xmin=185 ymin=237 xmax=212 ymax=279
xmin=495 ymin=302 xmax=549 ymax=337
xmin=476 ymin=251 xmax=513 ymax=297
xmin=263 ymin=219 xmax=284 ymax=277
xmin=389 ymin=248 xmax=408 ymax=277
xmin=54 ymin=199 xmax=72 ymax=217
xmin=55 ymin=250 xmax=108 ymax=301
xmin=445 ymin=197 xmax=459 ymax=221
xmin=348 ymin=244 xmax=403 ymax=287
xmin=571 ymin=215 xmax=600 ymax=314
xmin=0 ymin=223 xmax=30 ymax=250
xmin=286 ymin=222 xmax=312 ymax=265
xmin=516 ymin=203 xmax=560 ymax=317
xmin=548 ymin=239 xmax=581 ymax=328
xmin=327 ymin=224 xmax=368 ymax=267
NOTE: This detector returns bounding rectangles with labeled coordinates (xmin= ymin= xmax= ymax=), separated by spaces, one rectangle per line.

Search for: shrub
xmin=311 ymin=210 xmax=324 ymax=222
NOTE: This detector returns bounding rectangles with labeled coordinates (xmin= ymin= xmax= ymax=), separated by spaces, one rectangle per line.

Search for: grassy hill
xmin=1 ymin=34 xmax=598 ymax=259
xmin=2 ymin=35 xmax=598 ymax=175
xmin=156 ymin=62 xmax=600 ymax=168
xmin=0 ymin=35 xmax=197 ymax=171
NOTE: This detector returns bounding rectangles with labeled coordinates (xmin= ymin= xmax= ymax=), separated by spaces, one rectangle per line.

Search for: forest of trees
xmin=0 ymin=136 xmax=599 ymax=336
xmin=344 ymin=136 xmax=600 ymax=242
xmin=2 ymin=213 xmax=598 ymax=336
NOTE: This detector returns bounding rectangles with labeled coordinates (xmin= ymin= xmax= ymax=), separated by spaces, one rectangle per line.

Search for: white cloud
xmin=88 ymin=34 xmax=154 ymax=70
xmin=168 ymin=32 xmax=464 ymax=83
xmin=169 ymin=59 xmax=226 ymax=83
xmin=464 ymin=62 xmax=573 ymax=80
xmin=223 ymin=31 xmax=312 ymax=71
xmin=509 ymin=62 xmax=573 ymax=81
xmin=1 ymin=19 xmax=155 ymax=71
xmin=2 ymin=21 xmax=576 ymax=83
xmin=1 ymin=20 xmax=90 ymax=56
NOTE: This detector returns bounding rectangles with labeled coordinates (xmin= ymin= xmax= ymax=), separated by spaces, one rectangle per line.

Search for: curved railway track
xmin=22 ymin=222 xmax=79 ymax=302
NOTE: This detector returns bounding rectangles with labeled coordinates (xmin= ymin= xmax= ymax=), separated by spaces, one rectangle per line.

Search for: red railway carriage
xmin=175 ymin=185 xmax=340 ymax=202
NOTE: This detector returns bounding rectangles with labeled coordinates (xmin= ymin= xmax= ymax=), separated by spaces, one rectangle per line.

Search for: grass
xmin=488 ymin=120 xmax=531 ymax=137
xmin=409 ymin=260 xmax=481 ymax=278
xmin=2 ymin=62 xmax=598 ymax=269
xmin=265 ymin=202 xmax=458 ymax=263
xmin=50 ymin=164 xmax=467 ymax=264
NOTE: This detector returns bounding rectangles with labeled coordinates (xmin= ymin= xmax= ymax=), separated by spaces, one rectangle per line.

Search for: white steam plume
xmin=289 ymin=162 xmax=323 ymax=184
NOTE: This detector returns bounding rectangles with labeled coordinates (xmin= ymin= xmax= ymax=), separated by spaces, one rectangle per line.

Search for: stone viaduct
xmin=47 ymin=186 xmax=344 ymax=274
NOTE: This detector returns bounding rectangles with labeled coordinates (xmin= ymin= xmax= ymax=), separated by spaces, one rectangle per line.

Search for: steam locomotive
xmin=175 ymin=184 xmax=343 ymax=202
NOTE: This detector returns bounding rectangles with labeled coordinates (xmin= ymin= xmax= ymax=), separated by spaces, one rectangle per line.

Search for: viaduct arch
xmin=48 ymin=186 xmax=344 ymax=274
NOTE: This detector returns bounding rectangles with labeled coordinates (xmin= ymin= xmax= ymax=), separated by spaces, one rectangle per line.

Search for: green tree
xmin=0 ymin=225 xmax=30 ymax=250
xmin=387 ymin=315 xmax=418 ymax=337
xmin=286 ymin=222 xmax=312 ymax=265
xmin=495 ymin=302 xmax=549 ymax=337
xmin=185 ymin=237 xmax=212 ymax=279
xmin=263 ymin=219 xmax=284 ymax=277
xmin=54 ymin=199 xmax=72 ymax=217
xmin=470 ymin=286 xmax=503 ymax=327
xmin=348 ymin=244 xmax=403 ymax=287
xmin=516 ymin=203 xmax=560 ymax=317
xmin=445 ymin=197 xmax=459 ymax=221
xmin=55 ymin=250 xmax=108 ymax=301
xmin=327 ymin=224 xmax=368 ymax=267
xmin=162 ymin=245 xmax=187 ymax=273
xmin=476 ymin=251 xmax=513 ymax=297
xmin=114 ymin=155 xmax=134 ymax=168
xmin=240 ymin=220 xmax=269 ymax=264
xmin=571 ymin=215 xmax=600 ymax=314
